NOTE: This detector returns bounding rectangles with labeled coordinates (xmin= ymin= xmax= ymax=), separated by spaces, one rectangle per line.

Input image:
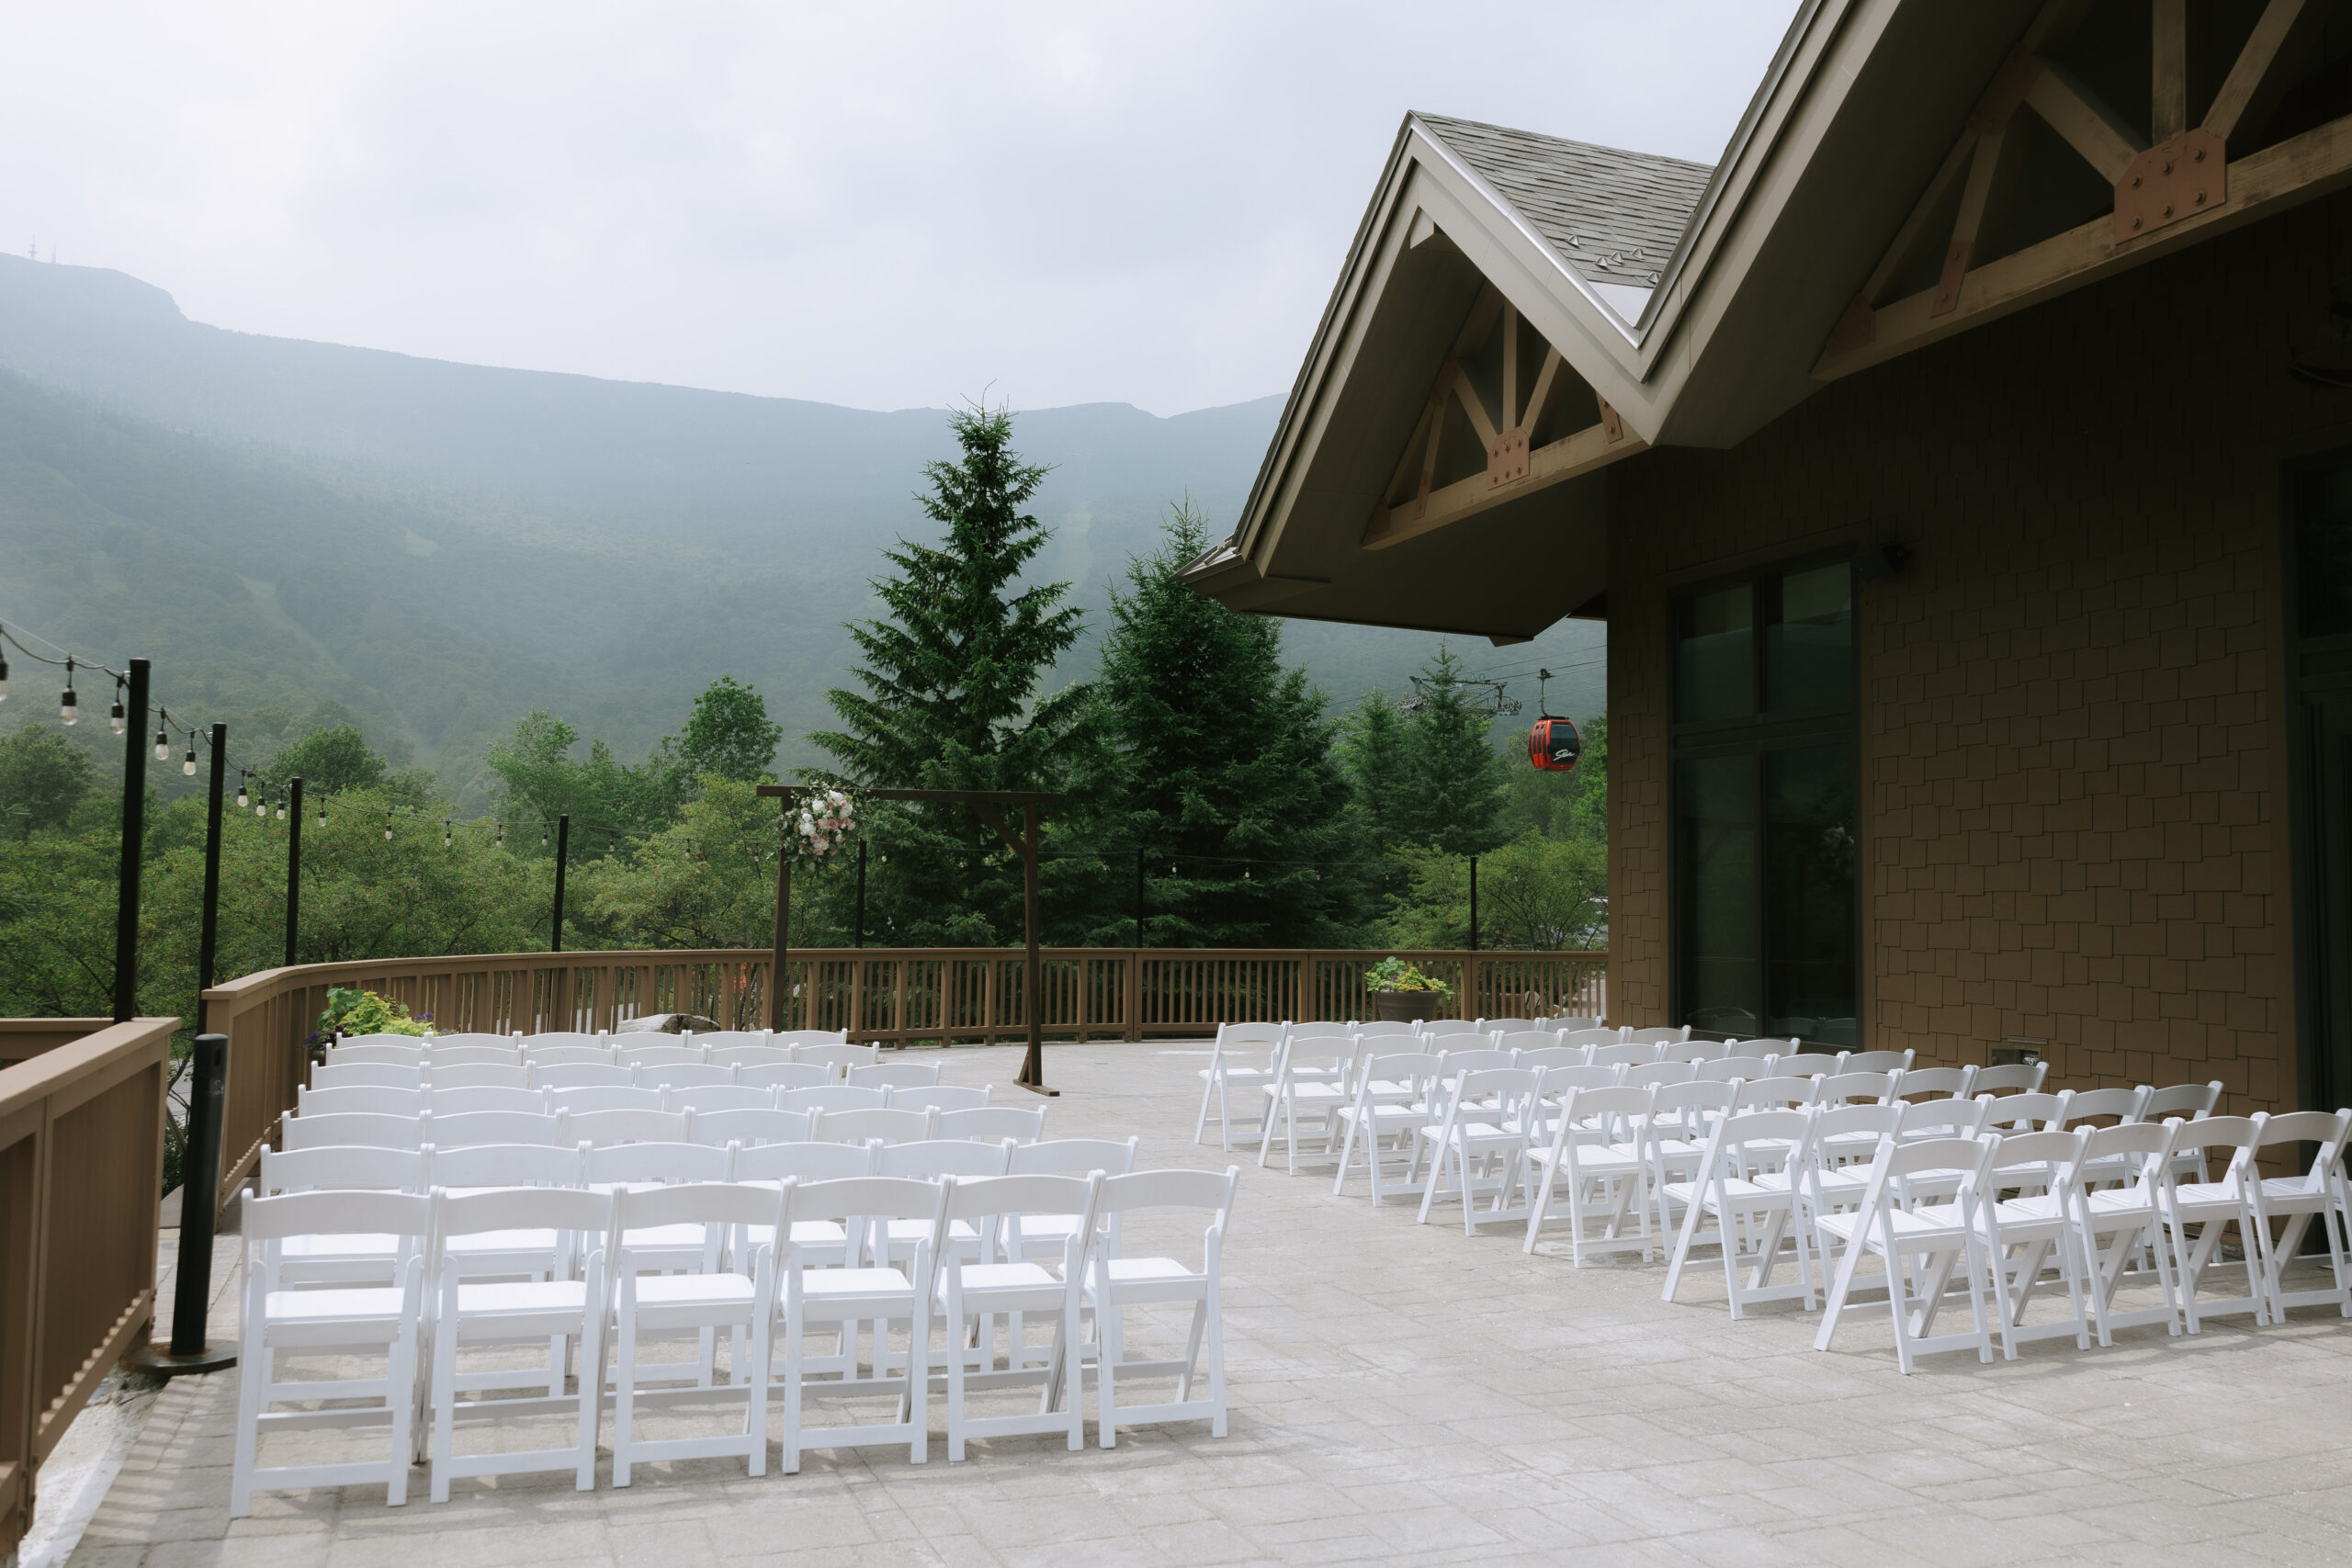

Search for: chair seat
xmin=888 ymin=1219 xmax=979 ymax=1242
xmin=1532 ymin=1145 xmax=1640 ymax=1176
xmin=1819 ymin=1201 xmax=1970 ymax=1246
xmin=800 ymin=1267 xmax=912 ymax=1296
xmin=2081 ymin=1189 xmax=2159 ymax=1222
xmin=1199 ymin=1066 xmax=1274 ymax=1083
xmin=633 ymin=1272 xmax=756 ymax=1307
xmin=2256 ymin=1177 xmax=2330 ymax=1204
xmin=941 ymin=1262 xmax=1058 ymax=1298
xmin=263 ymin=1286 xmax=407 ymax=1325
xmin=1100 ymin=1257 xmax=1199 ymax=1285
xmin=1988 ymin=1194 xmax=2064 ymax=1226
xmin=454 ymin=1279 xmax=589 ymax=1316
xmin=2172 ymin=1181 xmax=2248 ymax=1212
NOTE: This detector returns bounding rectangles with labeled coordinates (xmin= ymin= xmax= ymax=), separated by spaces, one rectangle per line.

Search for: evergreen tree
xmin=809 ymin=404 xmax=1092 ymax=945
xmin=1060 ymin=502 xmax=1356 ymax=946
xmin=1400 ymin=647 xmax=1509 ymax=855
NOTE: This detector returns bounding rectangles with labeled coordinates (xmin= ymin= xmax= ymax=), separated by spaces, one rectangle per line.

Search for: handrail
xmin=0 ymin=1016 xmax=175 ymax=1558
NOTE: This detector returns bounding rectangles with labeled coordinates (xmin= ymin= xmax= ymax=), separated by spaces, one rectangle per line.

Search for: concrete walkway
xmin=62 ymin=1042 xmax=2352 ymax=1567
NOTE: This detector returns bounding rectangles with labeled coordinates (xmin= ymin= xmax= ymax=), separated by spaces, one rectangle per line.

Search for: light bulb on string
xmin=60 ymin=658 xmax=75 ymax=725
xmin=315 ymin=802 xmax=325 ymax=828
xmin=109 ymin=677 xmax=124 ymax=734
xmin=383 ymin=813 xmax=392 ymax=841
xmin=0 ymin=645 xmax=9 ymax=702
xmin=275 ymin=795 xmax=285 ymax=821
xmin=236 ymin=773 xmax=249 ymax=810
xmin=154 ymin=710 xmax=170 ymax=762
xmin=540 ymin=825 xmax=548 ymax=848
xmin=495 ymin=821 xmax=504 ymax=848
xmin=443 ymin=820 xmax=452 ymax=849
xmin=183 ymin=738 xmax=198 ymax=775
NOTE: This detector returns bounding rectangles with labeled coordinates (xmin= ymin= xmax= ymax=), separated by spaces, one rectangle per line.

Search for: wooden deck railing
xmin=0 ymin=1017 xmax=173 ymax=1559
xmin=201 ymin=946 xmax=1603 ymax=1201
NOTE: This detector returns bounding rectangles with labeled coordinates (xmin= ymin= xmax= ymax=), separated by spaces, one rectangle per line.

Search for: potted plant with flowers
xmin=1366 ymin=956 xmax=1452 ymax=1022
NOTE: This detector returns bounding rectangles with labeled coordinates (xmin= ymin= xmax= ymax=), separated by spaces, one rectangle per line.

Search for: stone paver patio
xmin=62 ymin=1041 xmax=2352 ymax=1568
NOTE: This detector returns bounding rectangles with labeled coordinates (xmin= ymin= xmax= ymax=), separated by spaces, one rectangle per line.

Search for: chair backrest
xmin=1841 ymin=1049 xmax=1914 ymax=1073
xmin=616 ymin=1044 xmax=704 ymax=1067
xmin=1558 ymin=1028 xmax=1622 ymax=1048
xmin=1351 ymin=1021 xmax=1419 ymax=1042
xmin=438 ymin=1187 xmax=612 ymax=1255
xmin=1971 ymin=1060 xmax=2050 ymax=1095
xmin=1477 ymin=1019 xmax=1539 ymax=1035
xmin=1419 ymin=1021 xmax=1479 ymax=1041
xmin=430 ymin=1063 xmax=531 ymax=1089
xmin=522 ymin=1031 xmax=605 ymax=1051
xmin=850 ymin=1061 xmax=943 ymax=1089
xmin=1589 ymin=1043 xmax=1660 ymax=1067
xmin=1978 ymin=1089 xmax=2073 ymax=1133
xmin=299 ymin=1084 xmax=424 ymax=1118
xmin=1701 ymin=1106 xmax=1815 ymax=1168
xmin=584 ymin=1140 xmax=730 ymax=1186
xmin=279 ymin=1111 xmax=423 ymax=1151
xmin=243 ymin=1189 xmax=432 ymax=1245
xmin=1443 ymin=1066 xmax=1543 ymax=1117
xmin=1512 ymin=1044 xmax=1589 ymax=1071
xmin=690 ymin=1107 xmax=814 ymax=1147
xmin=428 ymin=1110 xmax=568 ymax=1148
xmin=685 ymin=1031 xmax=772 ymax=1052
xmin=732 ymin=1140 xmax=872 ymax=1182
xmin=423 ymin=1032 xmax=514 ymax=1048
xmin=1421 ymin=1030 xmax=1493 ymax=1056
xmin=1008 ymin=1135 xmax=1139 ymax=1176
xmin=1985 ymin=1128 xmax=2088 ymax=1188
xmin=795 ymin=1043 xmax=880 ymax=1074
xmin=771 ymin=1030 xmax=849 ymax=1047
xmin=1623 ymin=1025 xmax=1692 ymax=1044
xmin=1897 ymin=1095 xmax=1989 ymax=1140
xmin=636 ymin=1062 xmax=732 ymax=1089
xmin=259 ymin=1143 xmax=425 ymax=1195
xmin=320 ymin=1043 xmax=424 ymax=1066
xmin=888 ymin=1084 xmax=991 ymax=1114
xmin=427 ymin=1046 xmax=521 ymax=1067
xmin=1283 ymin=1022 xmax=1356 ymax=1046
xmin=941 ymin=1173 xmax=1100 ymax=1238
xmin=1623 ymin=1061 xmax=1698 ymax=1089
xmin=311 ymin=1062 xmax=422 ymax=1089
xmin=613 ymin=1181 xmax=780 ymax=1256
xmin=740 ymin=1062 xmax=837 ymax=1091
xmin=1803 ymin=1101 xmax=1902 ymax=1154
xmin=873 ymin=1138 xmax=1012 ymax=1179
xmin=664 ymin=1084 xmax=774 ymax=1114
xmin=812 ymin=1107 xmax=936 ymax=1145
xmin=935 ymin=1105 xmax=1047 ymax=1144
xmin=1773 ymin=1052 xmax=1845 ymax=1077
xmin=1555 ymin=1083 xmax=1656 ymax=1141
xmin=783 ymin=1085 xmax=888 ymax=1113
xmin=531 ymin=1062 xmax=636 ymax=1089
xmin=337 ymin=1032 xmax=430 ymax=1049
xmin=2141 ymin=1079 xmax=2222 ymax=1119
xmin=1812 ymin=1071 xmax=1895 ymax=1107
xmin=427 ymin=1140 xmax=586 ymax=1190
xmin=549 ymin=1085 xmax=665 ymax=1114
xmin=520 ymin=1046 xmax=614 ymax=1067
xmin=1731 ymin=1076 xmax=1820 ymax=1111
xmin=2061 ymin=1086 xmax=2151 ymax=1127
xmin=1093 ymin=1166 xmax=1238 ymax=1223
xmin=783 ymin=1175 xmax=947 ymax=1233
xmin=2256 ymin=1109 xmax=2352 ymax=1187
xmin=1435 ymin=1048 xmax=1515 ymax=1077
xmin=1647 ymin=1079 xmax=1736 ymax=1126
xmin=2163 ymin=1112 xmax=2265 ymax=1167
xmin=1497 ymin=1031 xmax=1568 ymax=1057
xmin=2075 ymin=1120 xmax=2175 ymax=1190
xmin=1697 ymin=1055 xmax=1776 ymax=1082
xmin=565 ymin=1108 xmax=689 ymax=1145
xmin=1657 ymin=1039 xmax=1731 ymax=1063
xmin=1894 ymin=1066 xmax=1973 ymax=1100
xmin=707 ymin=1044 xmax=794 ymax=1068
xmin=1862 ymin=1134 xmax=1996 ymax=1201
xmin=1542 ymin=1064 xmax=1624 ymax=1093
xmin=423 ymin=1085 xmax=546 ymax=1117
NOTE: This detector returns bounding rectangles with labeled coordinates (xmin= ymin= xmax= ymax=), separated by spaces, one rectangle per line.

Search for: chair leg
xmin=781 ymin=1302 xmax=803 ymax=1475
xmin=614 ymin=1295 xmax=637 ymax=1487
xmin=430 ymin=1313 xmax=458 ymax=1504
xmin=945 ymin=1276 xmax=967 ymax=1462
xmin=1193 ymin=1072 xmax=1215 ymax=1145
xmin=575 ymin=1311 xmax=602 ymax=1491
xmin=1204 ymin=1278 xmax=1227 ymax=1438
xmin=1096 ymin=1289 xmax=1121 ymax=1450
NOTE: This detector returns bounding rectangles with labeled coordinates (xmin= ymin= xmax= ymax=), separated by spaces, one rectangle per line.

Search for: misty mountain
xmin=0 ymin=254 xmax=1605 ymax=809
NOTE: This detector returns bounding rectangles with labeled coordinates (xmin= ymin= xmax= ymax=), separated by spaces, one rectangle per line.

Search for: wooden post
xmin=769 ymin=838 xmax=791 ymax=1032
xmin=1125 ymin=948 xmax=1142 ymax=1043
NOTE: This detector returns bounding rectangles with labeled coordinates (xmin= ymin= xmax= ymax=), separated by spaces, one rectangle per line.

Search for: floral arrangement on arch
xmin=791 ymin=788 xmax=858 ymax=860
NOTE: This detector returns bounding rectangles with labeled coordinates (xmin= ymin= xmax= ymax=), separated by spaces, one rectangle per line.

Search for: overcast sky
xmin=3 ymin=3 xmax=1800 ymax=416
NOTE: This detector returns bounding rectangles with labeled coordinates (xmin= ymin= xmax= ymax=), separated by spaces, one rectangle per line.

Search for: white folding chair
xmin=2065 ymin=1121 xmax=2182 ymax=1346
xmin=637 ymin=1062 xmax=732 ymax=1090
xmin=1694 ymin=1055 xmax=1776 ymax=1083
xmin=936 ymin=1105 xmax=1047 ymax=1144
xmin=777 ymin=1176 xmax=945 ymax=1470
xmin=2248 ymin=1109 xmax=2352 ymax=1322
xmin=1194 ymin=1022 xmax=1283 ymax=1150
xmin=1330 ymin=1052 xmax=1443 ymax=1205
xmin=1657 ymin=1039 xmax=1731 ymax=1064
xmin=532 ymin=1062 xmax=636 ymax=1090
xmin=1639 ymin=1079 xmax=1736 ymax=1240
xmin=1774 ymin=1053 xmax=1845 ymax=1078
xmin=666 ymin=1084 xmax=775 ymax=1114
xmin=310 ymin=1063 xmax=422 ymax=1090
xmin=1623 ymin=1026 xmax=1693 ymax=1044
xmin=936 ymin=1173 xmax=1102 ymax=1459
xmin=1521 ymin=1082 xmax=1654 ymax=1261
xmin=608 ymin=1182 xmax=783 ymax=1485
xmin=298 ymin=1084 xmax=425 ymax=1118
xmin=814 ymin=1107 xmax=937 ymax=1145
xmin=785 ymin=1085 xmax=889 ymax=1114
xmin=1087 ymin=1167 xmax=1238 ymax=1448
xmin=254 ymin=1145 xmax=425 ymax=1290
xmin=426 ymin=1187 xmax=611 ymax=1501
xmin=870 ymin=1140 xmax=1012 ymax=1379
xmin=322 ymin=1042 xmax=425 ymax=1066
xmin=889 ymin=1084 xmax=990 ymax=1114
xmin=1623 ymin=1061 xmax=1699 ymax=1091
xmin=691 ymin=1108 xmax=814 ymax=1148
xmin=796 ymin=1043 xmax=881 ymax=1078
xmin=231 ymin=1191 xmax=431 ymax=1517
xmin=1812 ymin=1135 xmax=1997 ymax=1372
xmin=1973 ymin=1129 xmax=2094 ymax=1359
xmin=430 ymin=1064 xmax=531 ymax=1090
xmin=1972 ymin=1061 xmax=2051 ymax=1095
xmin=426 ymin=1086 xmax=547 ymax=1117
xmin=1978 ymin=1089 xmax=2073 ymax=1134
xmin=568 ymin=1109 xmax=690 ymax=1146
xmin=1257 ymin=1030 xmax=1366 ymax=1173
xmin=1842 ymin=1049 xmax=1915 ymax=1074
xmin=741 ymin=1061 xmax=840 ymax=1092
xmin=279 ymin=1111 xmax=424 ymax=1152
xmin=1415 ymin=1066 xmax=1544 ymax=1231
xmin=1893 ymin=1066 xmax=1975 ymax=1102
xmin=852 ymin=1061 xmax=944 ymax=1090
xmin=1662 ymin=1108 xmax=1820 ymax=1319
xmin=2143 ymin=1080 xmax=2223 ymax=1181
xmin=549 ymin=1086 xmax=665 ymax=1114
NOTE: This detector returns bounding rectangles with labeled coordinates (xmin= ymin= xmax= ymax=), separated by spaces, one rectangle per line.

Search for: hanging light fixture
xmin=383 ymin=812 xmax=393 ymax=841
xmin=315 ymin=801 xmax=326 ymax=828
xmin=109 ymin=676 xmax=124 ymax=734
xmin=443 ymin=820 xmax=453 ymax=849
xmin=60 ymin=658 xmax=75 ymax=725
xmin=540 ymin=824 xmax=548 ymax=847
xmin=494 ymin=821 xmax=504 ymax=848
xmin=255 ymin=788 xmax=269 ymax=818
xmin=274 ymin=795 xmax=285 ymax=821
xmin=183 ymin=736 xmax=198 ymax=776
xmin=153 ymin=709 xmax=170 ymax=762
xmin=0 ymin=643 xmax=9 ymax=702
xmin=236 ymin=773 xmax=250 ymax=810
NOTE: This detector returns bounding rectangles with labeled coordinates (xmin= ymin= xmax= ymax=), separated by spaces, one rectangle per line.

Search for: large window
xmin=1672 ymin=558 xmax=1859 ymax=1044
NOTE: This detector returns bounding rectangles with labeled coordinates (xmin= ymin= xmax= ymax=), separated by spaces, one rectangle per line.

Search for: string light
xmin=384 ymin=813 xmax=393 ymax=841
xmin=153 ymin=709 xmax=170 ymax=762
xmin=541 ymin=825 xmax=548 ymax=847
xmin=109 ymin=676 xmax=124 ymax=734
xmin=275 ymin=795 xmax=285 ymax=821
xmin=315 ymin=802 xmax=325 ymax=828
xmin=60 ymin=658 xmax=75 ymax=725
xmin=495 ymin=821 xmax=504 ymax=848
xmin=443 ymin=820 xmax=453 ymax=849
xmin=236 ymin=773 xmax=250 ymax=810
xmin=183 ymin=737 xmax=198 ymax=776
xmin=0 ymin=645 xmax=8 ymax=703
xmin=255 ymin=793 xmax=268 ymax=818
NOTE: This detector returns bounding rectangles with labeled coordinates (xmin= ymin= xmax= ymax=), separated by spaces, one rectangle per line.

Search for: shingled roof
xmin=1414 ymin=112 xmax=1714 ymax=294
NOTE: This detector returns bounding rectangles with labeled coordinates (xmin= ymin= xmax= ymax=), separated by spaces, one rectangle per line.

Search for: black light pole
xmin=196 ymin=723 xmax=226 ymax=1032
xmin=1134 ymin=848 xmax=1146 ymax=947
xmin=1468 ymin=855 xmax=1480 ymax=953
xmin=112 ymin=658 xmax=150 ymax=1021
xmin=854 ymin=840 xmax=867 ymax=949
xmin=550 ymin=813 xmax=570 ymax=952
xmin=283 ymin=777 xmax=303 ymax=969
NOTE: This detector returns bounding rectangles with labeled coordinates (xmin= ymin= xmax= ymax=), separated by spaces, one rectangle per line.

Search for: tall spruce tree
xmin=1400 ymin=646 xmax=1510 ymax=855
xmin=1060 ymin=503 xmax=1356 ymax=946
xmin=809 ymin=404 xmax=1092 ymax=945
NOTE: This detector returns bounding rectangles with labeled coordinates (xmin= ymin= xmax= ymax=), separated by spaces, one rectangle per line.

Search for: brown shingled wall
xmin=1601 ymin=189 xmax=2352 ymax=1114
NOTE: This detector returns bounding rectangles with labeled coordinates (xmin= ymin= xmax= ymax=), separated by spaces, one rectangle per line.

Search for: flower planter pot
xmin=1371 ymin=990 xmax=1446 ymax=1023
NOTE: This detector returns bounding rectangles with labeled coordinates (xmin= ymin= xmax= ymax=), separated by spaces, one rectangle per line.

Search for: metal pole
xmin=197 ymin=723 xmax=226 ymax=1032
xmin=1135 ymin=847 xmax=1145 ymax=947
xmin=111 ymin=658 xmax=149 ymax=1022
xmin=1017 ymin=804 xmax=1051 ymax=1093
xmin=133 ymin=1030 xmax=236 ymax=1375
xmin=769 ymin=805 xmax=791 ymax=1032
xmin=283 ymin=777 xmax=303 ymax=969
xmin=550 ymin=813 xmax=570 ymax=953
xmin=1468 ymin=855 xmax=1479 ymax=953
xmin=854 ymin=839 xmax=866 ymax=949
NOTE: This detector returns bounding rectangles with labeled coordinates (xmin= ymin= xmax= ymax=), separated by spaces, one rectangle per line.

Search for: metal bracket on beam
xmin=2117 ymin=130 xmax=2226 ymax=240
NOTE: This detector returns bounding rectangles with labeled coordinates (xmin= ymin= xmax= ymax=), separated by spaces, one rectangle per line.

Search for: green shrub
xmin=319 ymin=986 xmax=429 ymax=1037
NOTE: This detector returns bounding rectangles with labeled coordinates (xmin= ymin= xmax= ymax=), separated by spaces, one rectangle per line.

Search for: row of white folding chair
xmin=277 ymin=1102 xmax=1053 ymax=1152
xmin=314 ymin=1057 xmax=940 ymax=1094
xmin=299 ymin=1081 xmax=990 ymax=1120
xmin=324 ymin=1040 xmax=887 ymax=1077
xmin=233 ymin=1155 xmax=1226 ymax=1510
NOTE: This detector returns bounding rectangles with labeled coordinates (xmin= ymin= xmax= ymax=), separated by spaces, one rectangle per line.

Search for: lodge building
xmin=1184 ymin=0 xmax=2352 ymax=1117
